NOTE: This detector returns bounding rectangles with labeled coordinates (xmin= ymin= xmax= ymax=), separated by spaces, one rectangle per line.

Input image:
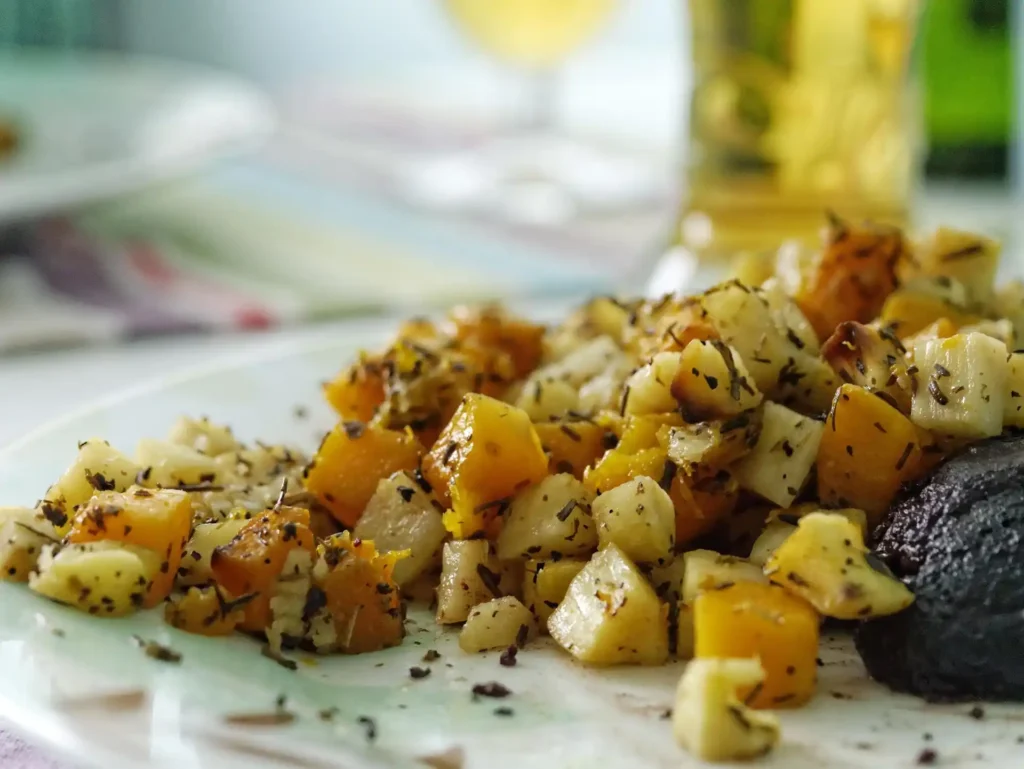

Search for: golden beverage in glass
xmin=679 ymin=0 xmax=923 ymax=255
xmin=444 ymin=0 xmax=616 ymax=69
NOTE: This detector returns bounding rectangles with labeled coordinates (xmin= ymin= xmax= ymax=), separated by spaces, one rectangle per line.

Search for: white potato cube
xmin=671 ymin=340 xmax=762 ymax=420
xmin=515 ymin=377 xmax=580 ymax=422
xmin=496 ymin=474 xmax=597 ymax=561
xmin=136 ymin=439 xmax=225 ymax=487
xmin=547 ymin=544 xmax=668 ymax=665
xmin=673 ymin=658 xmax=780 ymax=762
xmin=44 ymin=440 xmax=141 ymax=524
xmin=459 ymin=596 xmax=538 ymax=653
xmin=522 ymin=558 xmax=587 ymax=629
xmin=436 ymin=540 xmax=503 ymax=624
xmin=733 ymin=402 xmax=824 ymax=507
xmin=0 ymin=507 xmax=59 ymax=581
xmin=354 ymin=472 xmax=448 ymax=586
xmin=623 ymin=352 xmax=682 ymax=416
xmin=1006 ymin=352 xmax=1024 ymax=428
xmin=916 ymin=226 xmax=1000 ymax=305
xmin=177 ymin=518 xmax=247 ymax=587
xmin=592 ymin=476 xmax=675 ymax=565
xmin=681 ymin=549 xmax=767 ymax=603
xmin=167 ymin=416 xmax=239 ymax=456
xmin=910 ymin=333 xmax=1007 ymax=439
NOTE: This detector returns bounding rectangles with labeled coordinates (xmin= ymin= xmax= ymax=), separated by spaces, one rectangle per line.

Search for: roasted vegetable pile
xmin=6 ymin=216 xmax=1024 ymax=762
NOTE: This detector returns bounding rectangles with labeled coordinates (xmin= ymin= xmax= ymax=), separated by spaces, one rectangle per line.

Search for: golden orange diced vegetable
xmin=616 ymin=413 xmax=684 ymax=454
xmin=422 ymin=394 xmax=547 ymax=539
xmin=795 ymin=218 xmax=905 ymax=342
xmin=323 ymin=358 xmax=386 ymax=422
xmin=694 ymin=581 xmax=820 ymax=709
xmin=878 ymin=290 xmax=979 ymax=339
xmin=164 ymin=585 xmax=245 ymax=637
xmin=449 ymin=305 xmax=545 ymax=378
xmin=533 ymin=420 xmax=609 ymax=479
xmin=584 ymin=447 xmax=666 ymax=495
xmin=210 ymin=506 xmax=316 ymax=631
xmin=305 ymin=422 xmax=422 ymax=528
xmin=670 ymin=470 xmax=739 ymax=548
xmin=817 ymin=384 xmax=924 ymax=526
xmin=66 ymin=487 xmax=191 ymax=607
xmin=314 ymin=533 xmax=405 ymax=654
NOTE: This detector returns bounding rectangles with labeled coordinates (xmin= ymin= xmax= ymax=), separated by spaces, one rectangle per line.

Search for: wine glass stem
xmin=522 ymin=68 xmax=557 ymax=134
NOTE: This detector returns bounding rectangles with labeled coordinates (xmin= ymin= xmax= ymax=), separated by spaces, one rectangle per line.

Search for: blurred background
xmin=0 ymin=0 xmax=1019 ymax=353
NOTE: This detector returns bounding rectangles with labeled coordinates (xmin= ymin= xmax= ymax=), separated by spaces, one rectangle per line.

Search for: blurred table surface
xmin=0 ymin=183 xmax=1022 ymax=769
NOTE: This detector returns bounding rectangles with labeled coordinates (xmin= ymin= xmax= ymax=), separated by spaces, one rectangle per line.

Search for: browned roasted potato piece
xmin=821 ymin=321 xmax=913 ymax=414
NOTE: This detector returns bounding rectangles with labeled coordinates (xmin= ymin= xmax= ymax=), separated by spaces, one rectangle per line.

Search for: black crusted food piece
xmin=855 ymin=434 xmax=1024 ymax=701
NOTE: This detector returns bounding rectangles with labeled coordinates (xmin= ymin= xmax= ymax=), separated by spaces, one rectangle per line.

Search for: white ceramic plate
xmin=0 ymin=322 xmax=1022 ymax=769
xmin=0 ymin=49 xmax=274 ymax=224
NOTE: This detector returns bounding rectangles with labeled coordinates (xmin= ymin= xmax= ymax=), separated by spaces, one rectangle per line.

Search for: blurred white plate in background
xmin=0 ymin=49 xmax=275 ymax=225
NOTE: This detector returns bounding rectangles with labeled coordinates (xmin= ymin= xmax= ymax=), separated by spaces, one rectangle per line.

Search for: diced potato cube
xmin=515 ymin=377 xmax=579 ymax=422
xmin=818 ymin=384 xmax=924 ymax=525
xmin=733 ymin=402 xmax=824 ymax=507
xmin=548 ymin=544 xmax=668 ymax=665
xmin=681 ymin=550 xmax=767 ymax=603
xmin=178 ymin=518 xmax=247 ymax=587
xmin=43 ymin=440 xmax=141 ymax=527
xmin=539 ymin=335 xmax=626 ymax=386
xmin=672 ymin=658 xmax=780 ymax=762
xmin=760 ymin=278 xmax=819 ymax=354
xmin=167 ymin=417 xmax=239 ymax=456
xmin=749 ymin=506 xmax=868 ymax=567
xmin=591 ymin=476 xmax=675 ymax=566
xmin=577 ymin=362 xmax=633 ymax=415
xmin=30 ymin=541 xmax=159 ymax=616
xmin=694 ymin=582 xmax=819 ymax=708
xmin=664 ymin=411 xmax=761 ymax=473
xmin=995 ymin=280 xmax=1024 ymax=346
xmin=353 ymin=471 xmax=447 ymax=586
xmin=305 ymin=423 xmax=423 ymax=528
xmin=748 ymin=520 xmax=794 ymax=567
xmin=623 ymin=352 xmax=682 ymax=416
xmin=960 ymin=318 xmax=1015 ymax=348
xmin=522 ymin=558 xmax=587 ymax=629
xmin=910 ymin=332 xmax=1008 ymax=439
xmin=0 ymin=507 xmax=59 ymax=582
xmin=916 ymin=226 xmax=1000 ymax=305
xmin=423 ymin=394 xmax=548 ymax=539
xmin=671 ymin=340 xmax=762 ymax=420
xmin=136 ymin=438 xmax=225 ymax=488
xmin=496 ymin=474 xmax=597 ymax=561
xmin=648 ymin=558 xmax=687 ymax=603
xmin=459 ymin=596 xmax=538 ymax=653
xmin=1006 ymin=352 xmax=1024 ymax=428
xmin=765 ymin=512 xmax=913 ymax=619
xmin=436 ymin=540 xmax=503 ymax=624
xmin=66 ymin=487 xmax=192 ymax=606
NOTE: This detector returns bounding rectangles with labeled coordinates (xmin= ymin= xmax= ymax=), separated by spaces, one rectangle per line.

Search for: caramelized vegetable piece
xmin=210 ymin=506 xmax=316 ymax=631
xmin=671 ymin=470 xmax=739 ymax=547
xmin=584 ymin=447 xmax=666 ymax=495
xmin=765 ymin=512 xmax=914 ymax=620
xmin=165 ymin=585 xmax=245 ymax=637
xmin=547 ymin=544 xmax=669 ymax=665
xmin=818 ymin=384 xmax=923 ymax=525
xmin=616 ymin=413 xmax=683 ymax=454
xmin=312 ymin=533 xmax=405 ymax=654
xmin=449 ymin=305 xmax=545 ymax=378
xmin=821 ymin=321 xmax=912 ymax=413
xmin=422 ymin=394 xmax=548 ymax=539
xmin=694 ymin=582 xmax=820 ymax=708
xmin=664 ymin=411 xmax=762 ymax=474
xmin=673 ymin=658 xmax=780 ymax=762
xmin=533 ymin=420 xmax=609 ymax=478
xmin=305 ymin=422 xmax=422 ymax=528
xmin=795 ymin=219 xmax=905 ymax=342
xmin=323 ymin=358 xmax=386 ymax=422
xmin=67 ymin=487 xmax=191 ymax=606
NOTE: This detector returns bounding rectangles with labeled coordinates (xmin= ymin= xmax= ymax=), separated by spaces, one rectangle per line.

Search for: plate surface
xmin=0 ymin=324 xmax=1022 ymax=769
xmin=0 ymin=49 xmax=274 ymax=224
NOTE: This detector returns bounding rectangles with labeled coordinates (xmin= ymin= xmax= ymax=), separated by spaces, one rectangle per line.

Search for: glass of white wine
xmin=411 ymin=0 xmax=659 ymax=224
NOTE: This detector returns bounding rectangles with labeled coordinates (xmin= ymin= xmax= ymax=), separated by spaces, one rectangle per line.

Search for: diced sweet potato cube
xmin=449 ymin=305 xmax=545 ymax=378
xmin=584 ymin=447 xmax=666 ymax=495
xmin=210 ymin=506 xmax=316 ymax=631
xmin=164 ymin=585 xmax=245 ymax=637
xmin=305 ymin=422 xmax=422 ymax=528
xmin=66 ymin=487 xmax=191 ymax=607
xmin=670 ymin=470 xmax=738 ymax=547
xmin=694 ymin=581 xmax=820 ymax=708
xmin=533 ymin=420 xmax=609 ymax=479
xmin=818 ymin=384 xmax=923 ymax=525
xmin=323 ymin=359 xmax=386 ymax=422
xmin=795 ymin=219 xmax=905 ymax=341
xmin=422 ymin=394 xmax=548 ymax=539
xmin=314 ymin=533 xmax=405 ymax=654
